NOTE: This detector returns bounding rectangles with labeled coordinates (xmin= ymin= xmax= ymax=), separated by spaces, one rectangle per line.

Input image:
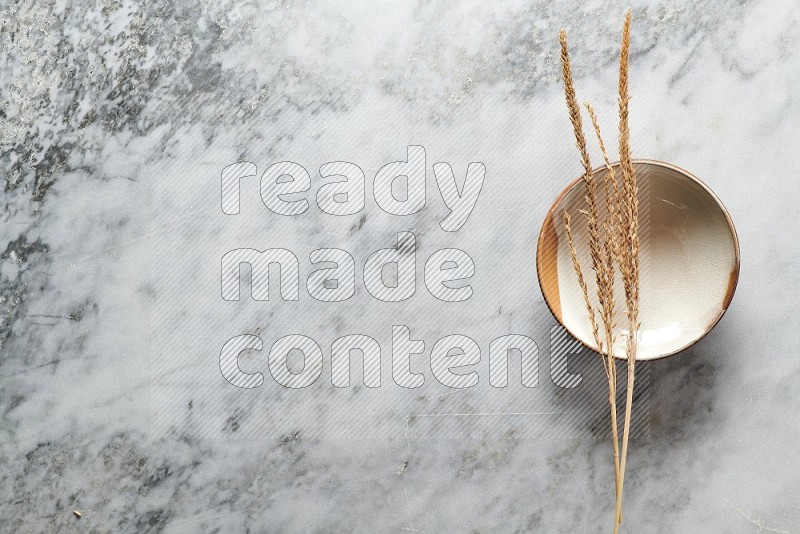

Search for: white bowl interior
xmin=539 ymin=161 xmax=739 ymax=360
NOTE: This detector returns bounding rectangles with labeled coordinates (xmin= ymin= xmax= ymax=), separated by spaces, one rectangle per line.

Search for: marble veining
xmin=2 ymin=1 xmax=799 ymax=532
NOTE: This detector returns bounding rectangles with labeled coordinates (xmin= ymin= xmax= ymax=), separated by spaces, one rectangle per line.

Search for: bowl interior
xmin=537 ymin=160 xmax=739 ymax=360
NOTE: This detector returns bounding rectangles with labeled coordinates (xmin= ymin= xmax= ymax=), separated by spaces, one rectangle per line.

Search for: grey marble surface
xmin=2 ymin=1 xmax=799 ymax=532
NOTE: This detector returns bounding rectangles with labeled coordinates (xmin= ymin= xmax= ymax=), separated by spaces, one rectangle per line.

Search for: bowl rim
xmin=535 ymin=158 xmax=741 ymax=361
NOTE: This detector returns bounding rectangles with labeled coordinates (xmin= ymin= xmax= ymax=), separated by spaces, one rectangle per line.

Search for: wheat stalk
xmin=613 ymin=9 xmax=639 ymax=534
xmin=559 ymin=11 xmax=641 ymax=532
xmin=583 ymin=101 xmax=623 ymax=502
xmin=559 ymin=28 xmax=622 ymax=509
xmin=558 ymin=31 xmax=612 ymax=360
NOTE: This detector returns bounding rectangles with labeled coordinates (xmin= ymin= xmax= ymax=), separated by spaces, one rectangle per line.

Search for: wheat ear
xmin=559 ymin=30 xmax=607 ymax=347
xmin=585 ymin=102 xmax=624 ymax=263
xmin=562 ymin=211 xmax=603 ymax=354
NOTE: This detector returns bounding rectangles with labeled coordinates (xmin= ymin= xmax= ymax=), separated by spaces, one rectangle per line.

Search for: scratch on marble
xmin=408 ymin=411 xmax=564 ymax=418
xmin=0 ymin=359 xmax=61 ymax=378
xmin=164 ymin=511 xmax=227 ymax=530
xmin=26 ymin=314 xmax=77 ymax=320
xmin=724 ymin=499 xmax=792 ymax=534
xmin=401 ymin=416 xmax=415 ymax=533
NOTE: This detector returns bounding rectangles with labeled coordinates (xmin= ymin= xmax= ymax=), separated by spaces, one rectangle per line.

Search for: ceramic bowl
xmin=536 ymin=160 xmax=739 ymax=360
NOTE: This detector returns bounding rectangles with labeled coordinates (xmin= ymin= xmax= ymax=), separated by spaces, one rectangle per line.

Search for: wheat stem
xmin=560 ymin=28 xmax=624 ymax=517
xmin=613 ymin=9 xmax=639 ymax=534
